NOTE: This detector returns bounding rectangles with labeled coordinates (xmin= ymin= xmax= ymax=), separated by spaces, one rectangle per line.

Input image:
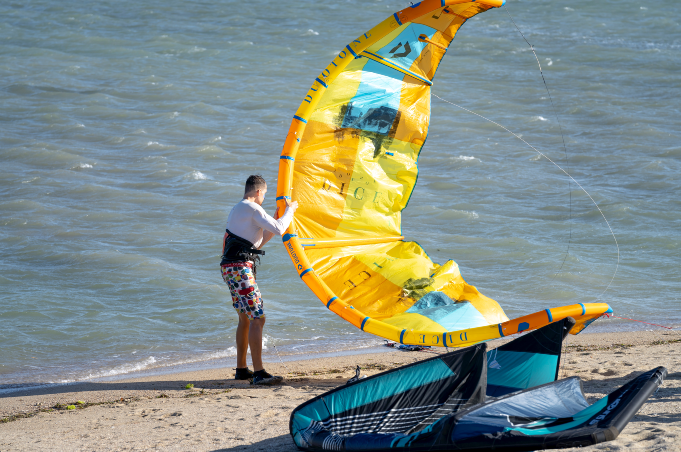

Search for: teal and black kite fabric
xmin=290 ymin=323 xmax=666 ymax=451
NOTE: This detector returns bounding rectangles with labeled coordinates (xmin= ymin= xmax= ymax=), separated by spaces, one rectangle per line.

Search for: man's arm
xmin=259 ymin=230 xmax=275 ymax=249
xmin=252 ymin=199 xmax=298 ymax=247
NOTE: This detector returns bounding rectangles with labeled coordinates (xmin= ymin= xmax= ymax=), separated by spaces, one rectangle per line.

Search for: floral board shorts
xmin=221 ymin=262 xmax=264 ymax=320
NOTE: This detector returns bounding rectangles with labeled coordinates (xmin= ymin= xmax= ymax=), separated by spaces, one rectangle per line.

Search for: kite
xmin=276 ymin=0 xmax=611 ymax=347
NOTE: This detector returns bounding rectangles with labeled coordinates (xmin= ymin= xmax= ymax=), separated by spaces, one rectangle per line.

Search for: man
xmin=220 ymin=175 xmax=297 ymax=385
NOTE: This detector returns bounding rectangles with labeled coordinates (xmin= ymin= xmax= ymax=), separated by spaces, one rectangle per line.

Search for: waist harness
xmin=220 ymin=229 xmax=265 ymax=273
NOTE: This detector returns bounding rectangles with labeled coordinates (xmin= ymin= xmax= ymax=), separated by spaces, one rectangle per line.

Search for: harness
xmin=220 ymin=229 xmax=265 ymax=276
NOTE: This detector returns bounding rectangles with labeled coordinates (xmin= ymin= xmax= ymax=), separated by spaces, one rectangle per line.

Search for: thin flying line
xmin=505 ymin=5 xmax=574 ymax=279
xmin=273 ymin=344 xmax=290 ymax=373
xmin=432 ymin=92 xmax=620 ymax=300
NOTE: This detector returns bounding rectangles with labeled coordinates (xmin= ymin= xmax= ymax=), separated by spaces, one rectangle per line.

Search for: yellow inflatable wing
xmin=276 ymin=0 xmax=611 ymax=347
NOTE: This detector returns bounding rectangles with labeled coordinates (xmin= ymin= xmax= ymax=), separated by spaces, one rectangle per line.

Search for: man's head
xmin=244 ymin=175 xmax=267 ymax=205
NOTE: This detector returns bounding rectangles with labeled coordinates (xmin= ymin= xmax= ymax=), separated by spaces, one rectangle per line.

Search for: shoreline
xmin=2 ymin=317 xmax=678 ymax=396
xmin=2 ymin=327 xmax=679 ymax=407
xmin=1 ymin=328 xmax=679 ymax=451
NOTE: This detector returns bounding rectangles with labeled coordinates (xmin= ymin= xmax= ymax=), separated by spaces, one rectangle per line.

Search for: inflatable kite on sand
xmin=276 ymin=0 xmax=612 ymax=347
xmin=290 ymin=319 xmax=667 ymax=451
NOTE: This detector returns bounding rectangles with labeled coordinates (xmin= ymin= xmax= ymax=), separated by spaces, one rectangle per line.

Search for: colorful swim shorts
xmin=221 ymin=263 xmax=264 ymax=320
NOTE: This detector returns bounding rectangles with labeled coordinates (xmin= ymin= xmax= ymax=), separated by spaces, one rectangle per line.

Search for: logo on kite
xmin=388 ymin=41 xmax=411 ymax=58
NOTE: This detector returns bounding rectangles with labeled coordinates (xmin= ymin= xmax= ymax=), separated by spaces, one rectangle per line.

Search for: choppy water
xmin=1 ymin=0 xmax=679 ymax=391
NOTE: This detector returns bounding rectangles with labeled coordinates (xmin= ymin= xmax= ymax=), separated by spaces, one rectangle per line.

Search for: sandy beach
xmin=1 ymin=329 xmax=679 ymax=452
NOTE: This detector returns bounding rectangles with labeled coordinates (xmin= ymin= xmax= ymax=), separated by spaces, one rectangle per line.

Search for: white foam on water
xmin=146 ymin=141 xmax=172 ymax=149
xmin=81 ymin=356 xmax=158 ymax=380
xmin=185 ymin=170 xmax=209 ymax=180
xmin=304 ymin=29 xmax=319 ymax=36
xmin=531 ymin=116 xmax=549 ymax=122
xmin=71 ymin=162 xmax=94 ymax=169
xmin=453 ymin=155 xmax=479 ymax=161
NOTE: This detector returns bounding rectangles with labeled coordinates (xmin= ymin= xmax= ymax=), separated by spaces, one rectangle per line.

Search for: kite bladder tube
xmin=277 ymin=0 xmax=611 ymax=347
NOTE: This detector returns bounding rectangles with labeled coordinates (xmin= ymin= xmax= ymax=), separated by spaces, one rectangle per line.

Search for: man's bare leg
xmin=236 ymin=312 xmax=251 ymax=369
xmin=249 ymin=317 xmax=265 ymax=371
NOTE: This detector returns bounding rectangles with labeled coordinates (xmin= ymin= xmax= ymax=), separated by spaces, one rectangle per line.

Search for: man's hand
xmin=286 ymin=198 xmax=299 ymax=213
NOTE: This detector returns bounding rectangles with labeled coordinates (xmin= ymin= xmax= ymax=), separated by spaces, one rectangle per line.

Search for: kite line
xmin=432 ymin=5 xmax=620 ymax=301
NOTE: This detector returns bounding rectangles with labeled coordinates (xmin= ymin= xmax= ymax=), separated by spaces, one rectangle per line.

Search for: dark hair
xmin=245 ymin=175 xmax=267 ymax=194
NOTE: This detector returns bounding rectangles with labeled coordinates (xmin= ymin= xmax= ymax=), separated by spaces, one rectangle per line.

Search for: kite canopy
xmin=276 ymin=0 xmax=611 ymax=347
xmin=290 ymin=339 xmax=667 ymax=451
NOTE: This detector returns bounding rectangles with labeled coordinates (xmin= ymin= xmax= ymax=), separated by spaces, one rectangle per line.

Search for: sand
xmin=1 ymin=329 xmax=679 ymax=451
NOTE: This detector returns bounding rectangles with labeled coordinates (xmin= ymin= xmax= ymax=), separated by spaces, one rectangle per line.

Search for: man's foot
xmin=234 ymin=367 xmax=254 ymax=380
xmin=252 ymin=369 xmax=283 ymax=386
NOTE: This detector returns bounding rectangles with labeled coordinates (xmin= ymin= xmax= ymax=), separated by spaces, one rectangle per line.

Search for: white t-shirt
xmin=225 ymin=199 xmax=294 ymax=248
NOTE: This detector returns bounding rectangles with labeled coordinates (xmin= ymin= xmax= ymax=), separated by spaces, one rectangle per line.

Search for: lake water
xmin=1 ymin=0 xmax=679 ymax=391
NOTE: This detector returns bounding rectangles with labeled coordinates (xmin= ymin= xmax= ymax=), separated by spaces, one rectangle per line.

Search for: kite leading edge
xmin=275 ymin=0 xmax=612 ymax=347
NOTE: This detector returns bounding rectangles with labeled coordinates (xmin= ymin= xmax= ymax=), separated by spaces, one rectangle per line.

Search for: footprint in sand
xmin=591 ymin=368 xmax=617 ymax=376
xmin=261 ymin=410 xmax=278 ymax=418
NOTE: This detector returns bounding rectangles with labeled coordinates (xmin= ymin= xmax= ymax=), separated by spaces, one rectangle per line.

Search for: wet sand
xmin=1 ymin=329 xmax=679 ymax=451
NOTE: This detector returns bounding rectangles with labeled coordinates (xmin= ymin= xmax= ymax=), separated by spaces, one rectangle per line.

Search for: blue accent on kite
xmin=315 ymin=77 xmax=328 ymax=88
xmin=518 ymin=322 xmax=530 ymax=332
xmin=443 ymin=333 xmax=447 ymax=347
xmin=513 ymin=397 xmax=609 ymax=436
xmin=275 ymin=196 xmax=290 ymax=201
xmin=579 ymin=303 xmax=586 ymax=316
xmin=327 ymin=297 xmax=338 ymax=308
xmin=375 ymin=23 xmax=437 ymax=74
xmin=498 ymin=324 xmax=505 ymax=337
xmin=400 ymin=329 xmax=406 ymax=344
xmin=386 ymin=151 xmax=394 ymax=156
xmin=280 ymin=156 xmax=294 ymax=161
xmin=605 ymin=305 xmax=613 ymax=314
xmin=406 ymin=293 xmax=489 ymax=331
xmin=301 ymin=244 xmax=315 ymax=247
xmin=296 ymin=138 xmax=300 ymax=142
xmin=282 ymin=233 xmax=297 ymax=242
xmin=346 ymin=45 xmax=358 ymax=58
xmin=441 ymin=0 xmax=446 ymax=6
xmin=341 ymin=60 xmax=402 ymax=135
xmin=393 ymin=13 xmax=402 ymax=26
xmin=409 ymin=2 xmax=421 ymax=8
xmin=487 ymin=352 xmax=558 ymax=392
xmin=546 ymin=309 xmax=553 ymax=322
xmin=299 ymin=268 xmax=313 ymax=278
xmin=361 ymin=50 xmax=433 ymax=85
xmin=485 ymin=384 xmax=520 ymax=397
xmin=582 ymin=315 xmax=604 ymax=330
xmin=293 ymin=115 xmax=307 ymax=123
xmin=296 ymin=359 xmax=455 ymax=417
xmin=361 ymin=317 xmax=369 ymax=331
